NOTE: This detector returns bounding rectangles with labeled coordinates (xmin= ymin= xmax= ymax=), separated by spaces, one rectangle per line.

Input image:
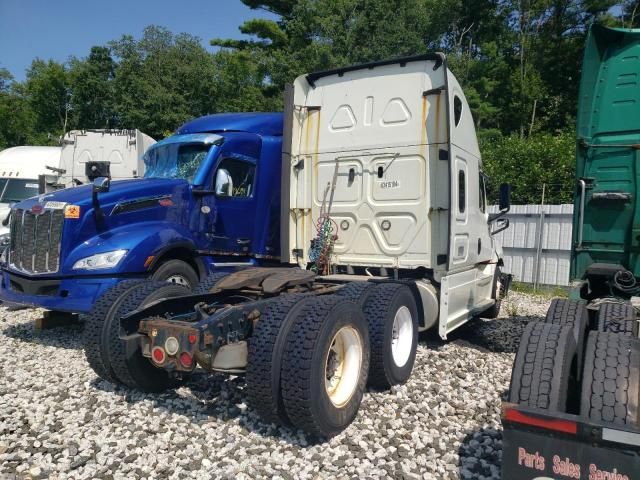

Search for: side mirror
xmin=499 ymin=183 xmax=511 ymax=212
xmin=92 ymin=177 xmax=110 ymax=194
xmin=489 ymin=183 xmax=512 ymax=223
xmin=215 ymin=169 xmax=233 ymax=197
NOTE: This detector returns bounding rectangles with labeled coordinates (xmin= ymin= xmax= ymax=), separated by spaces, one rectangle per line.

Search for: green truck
xmin=502 ymin=24 xmax=640 ymax=479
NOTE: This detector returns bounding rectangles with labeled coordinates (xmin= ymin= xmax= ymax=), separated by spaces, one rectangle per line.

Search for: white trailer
xmin=55 ymin=129 xmax=155 ymax=189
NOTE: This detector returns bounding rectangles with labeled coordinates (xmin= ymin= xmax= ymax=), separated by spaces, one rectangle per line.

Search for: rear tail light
xmin=188 ymin=333 xmax=197 ymax=344
xmin=180 ymin=352 xmax=193 ymax=368
xmin=504 ymin=406 xmax=577 ymax=435
xmin=151 ymin=346 xmax=166 ymax=364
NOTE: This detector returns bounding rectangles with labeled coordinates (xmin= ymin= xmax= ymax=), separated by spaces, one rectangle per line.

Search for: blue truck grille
xmin=9 ymin=209 xmax=64 ymax=274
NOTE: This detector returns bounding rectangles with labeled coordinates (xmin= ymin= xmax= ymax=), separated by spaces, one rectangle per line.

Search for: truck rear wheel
xmin=544 ymin=298 xmax=589 ymax=378
xmin=580 ymin=331 xmax=640 ymax=426
xmin=151 ymin=259 xmax=199 ymax=290
xmin=246 ymin=293 xmax=312 ymax=425
xmin=281 ymin=296 xmax=370 ymax=438
xmin=194 ymin=271 xmax=230 ymax=294
xmin=362 ymin=283 xmax=419 ymax=389
xmin=509 ymin=321 xmax=577 ymax=412
xmin=84 ymin=279 xmax=148 ymax=384
xmin=336 ymin=281 xmax=376 ymax=308
xmin=104 ymin=281 xmax=191 ymax=392
xmin=597 ymin=301 xmax=637 ymax=337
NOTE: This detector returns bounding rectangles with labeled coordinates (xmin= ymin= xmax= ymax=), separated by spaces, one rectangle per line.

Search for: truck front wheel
xmin=281 ymin=296 xmax=370 ymax=439
xmin=151 ymin=259 xmax=199 ymax=290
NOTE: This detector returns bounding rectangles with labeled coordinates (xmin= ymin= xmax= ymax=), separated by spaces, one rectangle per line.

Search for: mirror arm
xmin=489 ymin=206 xmax=510 ymax=223
xmin=491 ymin=218 xmax=510 ymax=236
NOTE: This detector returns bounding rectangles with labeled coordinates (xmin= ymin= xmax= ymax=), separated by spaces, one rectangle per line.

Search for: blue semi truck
xmin=0 ymin=112 xmax=284 ymax=313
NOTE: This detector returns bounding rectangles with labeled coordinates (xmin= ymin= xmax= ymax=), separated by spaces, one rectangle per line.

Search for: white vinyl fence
xmin=489 ymin=204 xmax=574 ymax=286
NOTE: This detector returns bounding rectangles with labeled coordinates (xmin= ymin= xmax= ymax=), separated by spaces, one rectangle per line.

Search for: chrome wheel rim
xmin=165 ymin=274 xmax=191 ymax=288
xmin=391 ymin=306 xmax=413 ymax=367
xmin=324 ymin=326 xmax=363 ymax=407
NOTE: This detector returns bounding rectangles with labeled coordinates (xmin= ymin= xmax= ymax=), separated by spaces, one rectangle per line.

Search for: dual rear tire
xmin=247 ymin=282 xmax=419 ymax=438
xmin=247 ymin=294 xmax=370 ymax=438
xmin=509 ymin=298 xmax=640 ymax=426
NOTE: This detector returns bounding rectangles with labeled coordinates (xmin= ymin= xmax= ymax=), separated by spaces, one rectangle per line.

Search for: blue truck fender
xmin=63 ymin=221 xmax=203 ymax=277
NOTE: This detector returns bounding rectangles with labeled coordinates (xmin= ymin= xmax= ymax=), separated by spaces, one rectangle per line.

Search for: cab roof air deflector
xmin=305 ymin=52 xmax=446 ymax=88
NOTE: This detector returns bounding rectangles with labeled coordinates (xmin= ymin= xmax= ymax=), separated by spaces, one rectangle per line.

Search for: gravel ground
xmin=0 ymin=292 xmax=550 ymax=480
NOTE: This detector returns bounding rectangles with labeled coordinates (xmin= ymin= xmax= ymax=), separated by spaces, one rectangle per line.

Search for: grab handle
xmin=577 ymin=179 xmax=586 ymax=247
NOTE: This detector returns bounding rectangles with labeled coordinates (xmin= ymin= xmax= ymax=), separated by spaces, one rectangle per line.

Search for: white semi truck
xmin=81 ymin=53 xmax=512 ymax=438
xmin=0 ymin=146 xmax=62 ymax=238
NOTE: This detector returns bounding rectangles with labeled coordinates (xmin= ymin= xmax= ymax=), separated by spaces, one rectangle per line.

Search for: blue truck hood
xmin=9 ymin=178 xmax=193 ymax=277
xmin=25 ymin=178 xmax=188 ymax=210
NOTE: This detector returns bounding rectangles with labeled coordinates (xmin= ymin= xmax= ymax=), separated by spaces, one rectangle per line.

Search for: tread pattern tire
xmin=362 ymin=283 xmax=419 ymax=389
xmin=580 ymin=331 xmax=640 ymax=426
xmin=544 ymin=298 xmax=589 ymax=377
xmin=597 ymin=302 xmax=637 ymax=337
xmin=336 ymin=282 xmax=376 ymax=308
xmin=106 ymin=281 xmax=190 ymax=392
xmin=509 ymin=321 xmax=577 ymax=412
xmin=83 ymin=279 xmax=148 ymax=383
xmin=151 ymin=259 xmax=199 ymax=290
xmin=246 ymin=293 xmax=311 ymax=425
xmin=281 ymin=295 xmax=370 ymax=439
xmin=193 ymin=271 xmax=231 ymax=294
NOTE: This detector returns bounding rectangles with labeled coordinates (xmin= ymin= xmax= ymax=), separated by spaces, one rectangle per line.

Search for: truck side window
xmin=479 ymin=174 xmax=486 ymax=213
xmin=215 ymin=157 xmax=255 ymax=198
xmin=458 ymin=169 xmax=466 ymax=213
xmin=454 ymin=96 xmax=463 ymax=127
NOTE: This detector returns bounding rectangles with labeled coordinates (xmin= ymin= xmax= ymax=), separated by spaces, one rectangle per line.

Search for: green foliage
xmin=481 ymin=131 xmax=576 ymax=204
xmin=0 ymin=2 xmax=635 ymax=204
xmin=69 ymin=46 xmax=116 ymax=128
xmin=24 ymin=59 xmax=70 ymax=140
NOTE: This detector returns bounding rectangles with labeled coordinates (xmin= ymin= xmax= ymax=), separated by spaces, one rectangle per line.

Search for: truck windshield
xmin=143 ymin=143 xmax=211 ymax=182
xmin=0 ymin=178 xmax=40 ymax=203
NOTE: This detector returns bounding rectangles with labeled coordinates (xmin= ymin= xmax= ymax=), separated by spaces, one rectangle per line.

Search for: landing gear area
xmin=82 ymin=268 xmax=420 ymax=438
xmin=503 ymin=298 xmax=640 ymax=479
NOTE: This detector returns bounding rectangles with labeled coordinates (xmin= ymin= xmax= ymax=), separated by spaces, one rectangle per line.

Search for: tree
xmin=24 ymin=59 xmax=71 ymax=140
xmin=212 ymin=0 xmax=453 ymax=107
xmin=110 ymin=26 xmax=219 ymax=138
xmin=69 ymin=46 xmax=117 ymax=129
xmin=0 ymin=69 xmax=37 ymax=148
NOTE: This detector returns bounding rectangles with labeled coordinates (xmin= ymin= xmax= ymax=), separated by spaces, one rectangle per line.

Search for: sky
xmin=0 ymin=0 xmax=276 ymax=81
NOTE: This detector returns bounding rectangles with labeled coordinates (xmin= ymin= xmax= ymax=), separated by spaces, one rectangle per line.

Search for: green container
xmin=572 ymin=24 xmax=640 ymax=281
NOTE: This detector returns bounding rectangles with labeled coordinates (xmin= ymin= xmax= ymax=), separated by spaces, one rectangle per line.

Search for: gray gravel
xmin=0 ymin=292 xmax=550 ymax=479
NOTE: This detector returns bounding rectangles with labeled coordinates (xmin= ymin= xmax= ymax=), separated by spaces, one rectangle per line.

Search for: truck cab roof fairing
xmin=177 ymin=113 xmax=284 ymax=137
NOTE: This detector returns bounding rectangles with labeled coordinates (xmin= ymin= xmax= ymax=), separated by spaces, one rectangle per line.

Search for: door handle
xmin=237 ymin=238 xmax=251 ymax=246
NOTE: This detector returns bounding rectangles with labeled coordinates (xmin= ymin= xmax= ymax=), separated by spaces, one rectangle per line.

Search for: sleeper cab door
xmin=207 ymin=135 xmax=261 ymax=255
xmin=439 ymin=72 xmax=494 ymax=338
